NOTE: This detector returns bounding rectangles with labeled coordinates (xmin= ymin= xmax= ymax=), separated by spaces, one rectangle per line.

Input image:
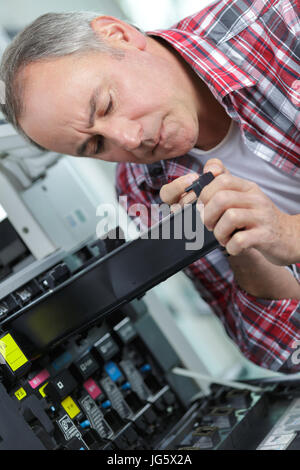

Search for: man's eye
xmin=105 ymin=96 xmax=113 ymax=115
xmin=94 ymin=135 xmax=104 ymax=154
xmin=91 ymin=96 xmax=112 ymax=154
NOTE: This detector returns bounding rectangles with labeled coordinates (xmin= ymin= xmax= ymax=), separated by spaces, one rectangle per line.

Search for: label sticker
xmin=79 ymin=395 xmax=113 ymax=439
xmin=257 ymin=398 xmax=300 ymax=450
xmin=263 ymin=433 xmax=296 ymax=447
xmin=100 ymin=376 xmax=133 ymax=419
xmin=61 ymin=396 xmax=81 ymax=419
xmin=258 ymin=433 xmax=296 ymax=450
xmin=105 ymin=361 xmax=122 ymax=382
xmin=14 ymin=387 xmax=27 ymax=401
xmin=57 ymin=414 xmax=83 ymax=441
xmin=83 ymin=378 xmax=102 ymax=400
xmin=120 ymin=359 xmax=151 ymax=401
xmin=0 ymin=334 xmax=28 ymax=371
xmin=29 ymin=369 xmax=50 ymax=389
xmin=51 ymin=351 xmax=72 ymax=372
xmin=39 ymin=382 xmax=49 ymax=398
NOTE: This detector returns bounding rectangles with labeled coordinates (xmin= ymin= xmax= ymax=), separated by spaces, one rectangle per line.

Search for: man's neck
xmin=196 ymin=104 xmax=232 ymax=151
xmin=193 ymin=74 xmax=232 ymax=151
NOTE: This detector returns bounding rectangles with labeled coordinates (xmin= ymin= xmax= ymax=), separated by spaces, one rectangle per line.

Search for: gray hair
xmin=0 ymin=11 xmax=134 ymax=150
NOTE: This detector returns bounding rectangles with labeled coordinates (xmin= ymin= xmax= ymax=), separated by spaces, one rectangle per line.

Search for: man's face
xmin=19 ymin=31 xmax=200 ymax=164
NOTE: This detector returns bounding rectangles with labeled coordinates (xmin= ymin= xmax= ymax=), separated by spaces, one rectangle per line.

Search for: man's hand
xmin=160 ymin=158 xmax=300 ymax=266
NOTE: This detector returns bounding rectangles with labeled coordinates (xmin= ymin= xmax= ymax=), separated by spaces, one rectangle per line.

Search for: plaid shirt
xmin=116 ymin=0 xmax=300 ymax=372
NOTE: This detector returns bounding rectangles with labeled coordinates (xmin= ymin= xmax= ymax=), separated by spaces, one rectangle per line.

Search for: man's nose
xmin=101 ymin=118 xmax=143 ymax=151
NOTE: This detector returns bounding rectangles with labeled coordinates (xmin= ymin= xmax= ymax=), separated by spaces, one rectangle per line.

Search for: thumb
xmin=203 ymin=158 xmax=228 ymax=178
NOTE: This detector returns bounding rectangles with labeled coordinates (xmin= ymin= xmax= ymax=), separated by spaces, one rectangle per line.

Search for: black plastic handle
xmin=185 ymin=171 xmax=215 ymax=197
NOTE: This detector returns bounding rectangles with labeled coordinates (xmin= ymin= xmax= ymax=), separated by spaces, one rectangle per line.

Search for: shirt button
xmin=247 ymin=133 xmax=256 ymax=142
xmin=148 ymin=162 xmax=163 ymax=177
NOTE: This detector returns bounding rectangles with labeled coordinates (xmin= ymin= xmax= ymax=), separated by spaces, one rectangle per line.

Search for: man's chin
xmin=129 ymin=139 xmax=196 ymax=164
xmin=158 ymin=143 xmax=195 ymax=161
xmin=151 ymin=144 xmax=184 ymax=161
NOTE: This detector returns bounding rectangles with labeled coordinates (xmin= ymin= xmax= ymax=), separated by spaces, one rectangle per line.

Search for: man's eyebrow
xmin=88 ymin=87 xmax=100 ymax=128
xmin=76 ymin=87 xmax=100 ymax=156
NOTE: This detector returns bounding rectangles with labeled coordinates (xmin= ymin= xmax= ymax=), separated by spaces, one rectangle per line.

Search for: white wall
xmin=121 ymin=0 xmax=217 ymax=30
xmin=0 ymin=0 xmax=217 ymax=31
xmin=0 ymin=0 xmax=126 ymax=30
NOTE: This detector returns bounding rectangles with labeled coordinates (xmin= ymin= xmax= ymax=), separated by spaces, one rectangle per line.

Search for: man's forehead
xmin=19 ymin=57 xmax=94 ymax=150
xmin=21 ymin=54 xmax=101 ymax=115
xmin=22 ymin=54 xmax=95 ymax=89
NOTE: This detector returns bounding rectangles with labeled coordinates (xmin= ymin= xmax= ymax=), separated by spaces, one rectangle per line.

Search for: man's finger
xmin=160 ymin=173 xmax=198 ymax=205
xmin=203 ymin=190 xmax=258 ymax=230
xmin=200 ymin=174 xmax=257 ymax=205
xmin=213 ymin=208 xmax=254 ymax=246
xmin=203 ymin=158 xmax=229 ymax=178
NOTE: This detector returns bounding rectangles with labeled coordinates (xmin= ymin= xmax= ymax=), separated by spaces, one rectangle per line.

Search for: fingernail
xmin=205 ymin=165 xmax=222 ymax=175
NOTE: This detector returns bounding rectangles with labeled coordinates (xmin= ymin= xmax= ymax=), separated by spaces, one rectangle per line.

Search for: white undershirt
xmin=188 ymin=120 xmax=300 ymax=215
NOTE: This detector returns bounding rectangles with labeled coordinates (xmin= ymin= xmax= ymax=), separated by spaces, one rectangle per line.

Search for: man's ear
xmin=90 ymin=16 xmax=147 ymax=51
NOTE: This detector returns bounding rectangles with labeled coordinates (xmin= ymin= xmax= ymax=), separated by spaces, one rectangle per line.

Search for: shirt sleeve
xmin=115 ymin=162 xmax=145 ymax=207
xmin=230 ymin=278 xmax=300 ymax=373
xmin=185 ymin=254 xmax=300 ymax=373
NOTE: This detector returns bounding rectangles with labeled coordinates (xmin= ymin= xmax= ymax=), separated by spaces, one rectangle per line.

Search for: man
xmin=0 ymin=0 xmax=299 ymax=372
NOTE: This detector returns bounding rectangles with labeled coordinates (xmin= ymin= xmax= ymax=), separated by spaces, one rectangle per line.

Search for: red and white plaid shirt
xmin=116 ymin=0 xmax=300 ymax=372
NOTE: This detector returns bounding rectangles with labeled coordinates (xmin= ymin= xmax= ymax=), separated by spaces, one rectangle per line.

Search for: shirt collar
xmin=129 ymin=160 xmax=169 ymax=190
xmin=129 ymin=153 xmax=205 ymax=191
xmin=147 ymin=29 xmax=256 ymax=101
